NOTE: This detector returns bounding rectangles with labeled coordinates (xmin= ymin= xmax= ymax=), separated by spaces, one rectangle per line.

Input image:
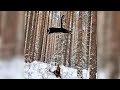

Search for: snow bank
xmin=82 ymin=69 xmax=89 ymax=79
xmin=24 ymin=61 xmax=78 ymax=79
xmin=0 ymin=58 xmax=78 ymax=79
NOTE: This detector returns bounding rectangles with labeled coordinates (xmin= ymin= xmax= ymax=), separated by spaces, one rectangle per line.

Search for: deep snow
xmin=0 ymin=57 xmax=91 ymax=79
xmin=24 ymin=61 xmax=78 ymax=79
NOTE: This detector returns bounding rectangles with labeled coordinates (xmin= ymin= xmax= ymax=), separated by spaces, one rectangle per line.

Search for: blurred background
xmin=0 ymin=11 xmax=120 ymax=79
xmin=0 ymin=11 xmax=24 ymax=60
xmin=0 ymin=11 xmax=25 ymax=79
xmin=97 ymin=11 xmax=120 ymax=79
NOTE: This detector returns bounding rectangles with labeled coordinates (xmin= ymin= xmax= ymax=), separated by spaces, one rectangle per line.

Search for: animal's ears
xmin=47 ymin=28 xmax=49 ymax=32
xmin=62 ymin=15 xmax=64 ymax=17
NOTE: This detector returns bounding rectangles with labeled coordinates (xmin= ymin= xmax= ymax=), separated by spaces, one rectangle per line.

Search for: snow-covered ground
xmin=24 ymin=61 xmax=78 ymax=79
xmin=82 ymin=69 xmax=89 ymax=79
xmin=0 ymin=56 xmax=95 ymax=79
xmin=0 ymin=56 xmax=25 ymax=79
xmin=0 ymin=57 xmax=80 ymax=79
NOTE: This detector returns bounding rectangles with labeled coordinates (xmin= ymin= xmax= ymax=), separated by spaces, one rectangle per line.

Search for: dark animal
xmin=47 ymin=15 xmax=71 ymax=34
xmin=49 ymin=64 xmax=61 ymax=78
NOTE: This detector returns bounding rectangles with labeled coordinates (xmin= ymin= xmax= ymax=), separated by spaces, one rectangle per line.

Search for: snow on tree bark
xmin=29 ymin=11 xmax=38 ymax=61
xmin=89 ymin=11 xmax=97 ymax=79
xmin=43 ymin=11 xmax=50 ymax=62
xmin=40 ymin=11 xmax=50 ymax=62
xmin=86 ymin=11 xmax=91 ymax=70
xmin=24 ymin=11 xmax=34 ymax=62
xmin=31 ymin=11 xmax=39 ymax=61
xmin=81 ymin=11 xmax=89 ymax=69
xmin=68 ymin=11 xmax=74 ymax=67
xmin=76 ymin=11 xmax=83 ymax=78
xmin=63 ymin=11 xmax=71 ymax=66
xmin=37 ymin=12 xmax=46 ymax=61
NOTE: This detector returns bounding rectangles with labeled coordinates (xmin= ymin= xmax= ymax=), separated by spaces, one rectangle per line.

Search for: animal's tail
xmin=49 ymin=69 xmax=54 ymax=73
xmin=61 ymin=15 xmax=65 ymax=28
xmin=49 ymin=69 xmax=52 ymax=72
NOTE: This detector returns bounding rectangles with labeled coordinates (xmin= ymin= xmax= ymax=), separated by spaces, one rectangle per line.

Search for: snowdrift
xmin=0 ymin=57 xmax=90 ymax=79
xmin=24 ymin=61 xmax=78 ymax=79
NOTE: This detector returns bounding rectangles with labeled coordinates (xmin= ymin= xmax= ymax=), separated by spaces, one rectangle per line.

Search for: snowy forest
xmin=24 ymin=11 xmax=97 ymax=79
xmin=0 ymin=11 xmax=120 ymax=79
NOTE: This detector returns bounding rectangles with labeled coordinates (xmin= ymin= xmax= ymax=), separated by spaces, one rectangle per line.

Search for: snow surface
xmin=0 ymin=56 xmax=93 ymax=79
xmin=0 ymin=57 xmax=79 ymax=79
xmin=24 ymin=61 xmax=78 ymax=79
xmin=0 ymin=56 xmax=25 ymax=79
xmin=82 ymin=69 xmax=89 ymax=79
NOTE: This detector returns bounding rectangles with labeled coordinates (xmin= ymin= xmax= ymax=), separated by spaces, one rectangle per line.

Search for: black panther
xmin=47 ymin=15 xmax=71 ymax=34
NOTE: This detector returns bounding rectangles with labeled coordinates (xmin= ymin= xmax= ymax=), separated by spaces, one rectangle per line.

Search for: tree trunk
xmin=37 ymin=12 xmax=46 ymax=61
xmin=68 ymin=11 xmax=74 ymax=67
xmin=29 ymin=11 xmax=37 ymax=61
xmin=63 ymin=11 xmax=71 ymax=66
xmin=86 ymin=11 xmax=91 ymax=69
xmin=43 ymin=11 xmax=50 ymax=62
xmin=89 ymin=11 xmax=97 ymax=79
xmin=31 ymin=11 xmax=39 ymax=60
xmin=76 ymin=11 xmax=83 ymax=78
xmin=24 ymin=11 xmax=34 ymax=62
